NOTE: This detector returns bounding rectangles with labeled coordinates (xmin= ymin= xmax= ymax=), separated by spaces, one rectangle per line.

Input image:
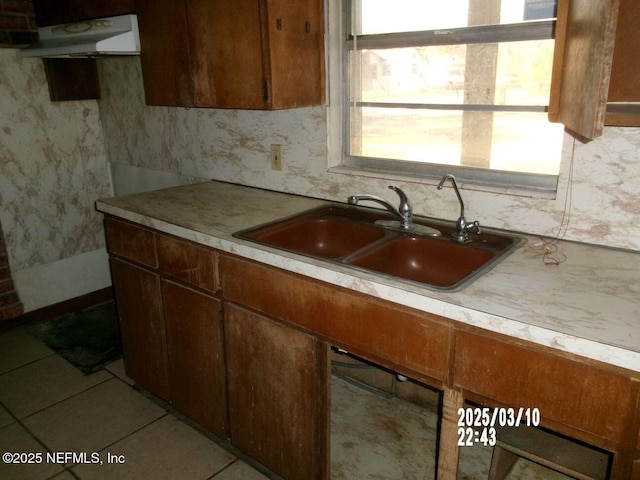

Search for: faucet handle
xmin=388 ymin=185 xmax=412 ymax=216
xmin=452 ymin=219 xmax=481 ymax=244
xmin=465 ymin=220 xmax=481 ymax=236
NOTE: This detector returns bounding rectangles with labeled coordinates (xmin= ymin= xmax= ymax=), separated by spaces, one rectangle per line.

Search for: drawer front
xmin=454 ymin=330 xmax=633 ymax=444
xmin=104 ymin=217 xmax=158 ymax=268
xmin=221 ymin=255 xmax=451 ymax=384
xmin=156 ymin=233 xmax=218 ymax=293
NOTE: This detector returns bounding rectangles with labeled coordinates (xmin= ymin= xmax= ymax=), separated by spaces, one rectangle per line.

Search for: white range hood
xmin=20 ymin=14 xmax=140 ymax=58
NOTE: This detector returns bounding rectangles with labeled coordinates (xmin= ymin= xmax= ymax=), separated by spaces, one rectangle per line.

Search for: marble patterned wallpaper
xmin=0 ymin=49 xmax=112 ymax=310
xmin=3 ymin=33 xmax=638 ymax=312
xmin=99 ymin=56 xmax=640 ymax=252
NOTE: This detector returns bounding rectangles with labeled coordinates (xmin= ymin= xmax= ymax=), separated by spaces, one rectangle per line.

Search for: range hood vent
xmin=20 ymin=14 xmax=139 ymax=58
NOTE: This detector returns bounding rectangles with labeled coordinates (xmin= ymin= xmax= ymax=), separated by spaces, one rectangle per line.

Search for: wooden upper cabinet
xmin=605 ymin=0 xmax=640 ymax=126
xmin=187 ymin=0 xmax=265 ymax=108
xmin=136 ymin=0 xmax=325 ymax=109
xmin=32 ymin=0 xmax=75 ymax=26
xmin=76 ymin=0 xmax=135 ymax=20
xmin=33 ymin=0 xmax=135 ymax=26
xmin=136 ymin=0 xmax=193 ymax=106
xmin=549 ymin=0 xmax=639 ymax=140
xmin=262 ymin=0 xmax=325 ymax=109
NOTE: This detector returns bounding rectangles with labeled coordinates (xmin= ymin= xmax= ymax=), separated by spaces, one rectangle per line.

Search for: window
xmin=340 ymin=0 xmax=565 ymax=190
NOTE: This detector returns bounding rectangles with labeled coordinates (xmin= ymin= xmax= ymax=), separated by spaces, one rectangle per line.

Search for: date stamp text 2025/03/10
xmin=458 ymin=406 xmax=541 ymax=446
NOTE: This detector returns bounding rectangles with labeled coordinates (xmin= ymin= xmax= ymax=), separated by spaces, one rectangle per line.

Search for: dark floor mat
xmin=26 ymin=302 xmax=122 ymax=374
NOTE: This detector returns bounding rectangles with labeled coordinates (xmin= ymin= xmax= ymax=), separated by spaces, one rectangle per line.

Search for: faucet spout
xmin=348 ymin=194 xmax=397 ymax=213
xmin=437 ymin=174 xmax=465 ymax=219
xmin=348 ymin=185 xmax=413 ymax=230
xmin=437 ymin=174 xmax=480 ymax=243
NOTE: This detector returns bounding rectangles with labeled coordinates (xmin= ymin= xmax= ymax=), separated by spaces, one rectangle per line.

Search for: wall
xmin=0 ymin=49 xmax=112 ymax=312
xmin=3 ymin=18 xmax=636 ymax=313
xmin=0 ymin=219 xmax=22 ymax=319
xmin=99 ymin=57 xmax=640 ymax=253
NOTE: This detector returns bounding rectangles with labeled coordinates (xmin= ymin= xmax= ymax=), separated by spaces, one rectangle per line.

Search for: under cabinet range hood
xmin=20 ymin=14 xmax=140 ymax=58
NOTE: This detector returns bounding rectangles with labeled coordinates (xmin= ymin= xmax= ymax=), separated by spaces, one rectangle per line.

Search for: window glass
xmin=356 ymin=0 xmax=557 ymax=35
xmin=351 ymin=108 xmax=562 ymax=175
xmin=343 ymin=0 xmax=564 ymax=186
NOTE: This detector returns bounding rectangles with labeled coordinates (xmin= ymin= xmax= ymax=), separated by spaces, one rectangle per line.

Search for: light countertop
xmin=96 ymin=180 xmax=640 ymax=374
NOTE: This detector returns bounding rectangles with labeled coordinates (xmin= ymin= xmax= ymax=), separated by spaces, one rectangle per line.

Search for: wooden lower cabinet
xmin=106 ymin=218 xmax=640 ymax=479
xmin=454 ymin=329 xmax=639 ymax=479
xmin=220 ymin=255 xmax=451 ymax=385
xmin=162 ymin=280 xmax=227 ymax=437
xmin=110 ymin=258 xmax=170 ymax=401
xmin=106 ymin=218 xmax=227 ymax=435
xmin=224 ymin=304 xmax=329 ymax=480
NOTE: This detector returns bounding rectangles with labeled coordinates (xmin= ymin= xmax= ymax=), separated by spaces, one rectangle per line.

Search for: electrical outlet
xmin=270 ymin=144 xmax=283 ymax=171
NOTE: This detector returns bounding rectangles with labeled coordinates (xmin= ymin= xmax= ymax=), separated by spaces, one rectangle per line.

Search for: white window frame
xmin=327 ymin=0 xmax=564 ymax=193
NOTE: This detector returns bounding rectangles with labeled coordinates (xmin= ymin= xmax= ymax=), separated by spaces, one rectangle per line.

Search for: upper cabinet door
xmin=136 ymin=0 xmax=194 ymax=106
xmin=76 ymin=0 xmax=135 ymax=20
xmin=608 ymin=1 xmax=640 ymax=102
xmin=32 ymin=0 xmax=74 ymax=26
xmin=264 ymin=0 xmax=325 ymax=109
xmin=548 ymin=0 xmax=620 ymax=140
xmin=136 ymin=0 xmax=325 ymax=109
xmin=187 ymin=0 xmax=266 ymax=109
xmin=550 ymin=0 xmax=640 ymax=139
xmin=604 ymin=0 xmax=640 ymax=126
xmin=33 ymin=0 xmax=135 ymax=26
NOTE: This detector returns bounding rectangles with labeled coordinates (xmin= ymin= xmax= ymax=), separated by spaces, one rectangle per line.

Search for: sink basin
xmin=240 ymin=216 xmax=386 ymax=259
xmin=234 ymin=204 xmax=524 ymax=291
xmin=346 ymin=235 xmax=495 ymax=289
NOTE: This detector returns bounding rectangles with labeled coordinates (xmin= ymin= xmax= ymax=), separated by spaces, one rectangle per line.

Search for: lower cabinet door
xmin=162 ymin=280 xmax=227 ymax=437
xmin=110 ymin=259 xmax=170 ymax=400
xmin=224 ymin=304 xmax=329 ymax=480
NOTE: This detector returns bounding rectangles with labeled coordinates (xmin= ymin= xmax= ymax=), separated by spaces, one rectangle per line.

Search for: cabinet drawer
xmin=104 ymin=217 xmax=158 ymax=268
xmin=156 ymin=234 xmax=218 ymax=293
xmin=221 ymin=255 xmax=451 ymax=384
xmin=454 ymin=330 xmax=634 ymax=444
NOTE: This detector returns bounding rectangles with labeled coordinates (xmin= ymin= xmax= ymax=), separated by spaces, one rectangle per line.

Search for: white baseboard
xmin=13 ymin=249 xmax=111 ymax=312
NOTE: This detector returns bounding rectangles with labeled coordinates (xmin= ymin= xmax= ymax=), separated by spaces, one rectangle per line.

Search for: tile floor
xmin=0 ymin=326 xmax=570 ymax=480
xmin=0 ymin=328 xmax=269 ymax=480
xmin=330 ymin=377 xmax=567 ymax=480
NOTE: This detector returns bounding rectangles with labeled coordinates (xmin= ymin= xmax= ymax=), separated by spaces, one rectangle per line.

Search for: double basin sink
xmin=234 ymin=204 xmax=524 ymax=291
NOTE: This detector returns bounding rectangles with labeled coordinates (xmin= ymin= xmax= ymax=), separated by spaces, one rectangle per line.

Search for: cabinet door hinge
xmin=262 ymin=82 xmax=269 ymax=102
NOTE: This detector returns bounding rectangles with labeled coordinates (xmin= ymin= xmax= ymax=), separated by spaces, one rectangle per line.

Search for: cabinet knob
xmin=276 ymin=18 xmax=282 ymax=30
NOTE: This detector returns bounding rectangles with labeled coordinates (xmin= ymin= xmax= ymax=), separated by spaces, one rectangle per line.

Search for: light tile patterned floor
xmin=0 ymin=326 xmax=571 ymax=480
xmin=0 ymin=328 xmax=269 ymax=480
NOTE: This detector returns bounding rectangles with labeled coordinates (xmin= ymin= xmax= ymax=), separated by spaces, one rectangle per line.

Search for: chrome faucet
xmin=348 ymin=185 xmax=413 ymax=230
xmin=437 ymin=174 xmax=481 ymax=243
